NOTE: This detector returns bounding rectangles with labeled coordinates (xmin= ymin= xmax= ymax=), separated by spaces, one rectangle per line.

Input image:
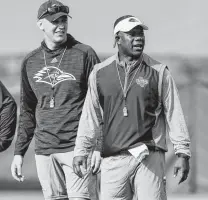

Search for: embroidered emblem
xmin=33 ymin=66 xmax=76 ymax=87
xmin=51 ymin=57 xmax=58 ymax=63
xmin=136 ymin=77 xmax=148 ymax=88
xmin=129 ymin=18 xmax=138 ymax=22
xmin=52 ymin=4 xmax=58 ymax=7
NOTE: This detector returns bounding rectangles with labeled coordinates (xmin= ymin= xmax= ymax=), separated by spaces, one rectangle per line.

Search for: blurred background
xmin=0 ymin=0 xmax=207 ymax=199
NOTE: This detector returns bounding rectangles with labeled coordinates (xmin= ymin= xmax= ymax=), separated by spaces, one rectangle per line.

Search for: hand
xmin=173 ymin=156 xmax=190 ymax=184
xmin=73 ymin=156 xmax=87 ymax=178
xmin=91 ymin=151 xmax=101 ymax=175
xmin=11 ymin=155 xmax=24 ymax=182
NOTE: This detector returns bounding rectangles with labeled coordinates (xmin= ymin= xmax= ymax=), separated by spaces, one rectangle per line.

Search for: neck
xmin=118 ymin=52 xmax=143 ymax=65
xmin=44 ymin=36 xmax=67 ymax=50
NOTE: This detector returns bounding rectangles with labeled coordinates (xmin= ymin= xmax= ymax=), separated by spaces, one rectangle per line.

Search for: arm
xmin=74 ymin=66 xmax=103 ymax=156
xmin=83 ymin=51 xmax=102 ymax=175
xmin=84 ymin=47 xmax=100 ymax=82
xmin=76 ymin=48 xmax=101 ymax=154
xmin=0 ymin=81 xmax=17 ymax=152
xmin=11 ymin=59 xmax=37 ymax=182
xmin=162 ymin=68 xmax=190 ymax=183
xmin=73 ymin=66 xmax=103 ymax=177
xmin=14 ymin=60 xmax=37 ymax=156
xmin=162 ymin=68 xmax=191 ymax=157
xmin=84 ymin=48 xmax=101 ymax=154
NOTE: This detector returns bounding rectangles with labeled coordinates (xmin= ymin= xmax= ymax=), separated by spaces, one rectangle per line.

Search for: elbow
xmin=0 ymin=139 xmax=13 ymax=152
xmin=0 ymin=127 xmax=16 ymax=153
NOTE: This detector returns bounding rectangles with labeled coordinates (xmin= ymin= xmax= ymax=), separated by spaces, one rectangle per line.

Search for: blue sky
xmin=0 ymin=0 xmax=207 ymax=56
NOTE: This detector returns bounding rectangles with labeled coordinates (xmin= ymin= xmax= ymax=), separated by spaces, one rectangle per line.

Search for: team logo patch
xmin=136 ymin=77 xmax=148 ymax=88
xmin=33 ymin=66 xmax=76 ymax=87
xmin=129 ymin=18 xmax=138 ymax=22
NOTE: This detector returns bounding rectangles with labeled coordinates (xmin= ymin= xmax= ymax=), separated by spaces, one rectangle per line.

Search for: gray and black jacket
xmin=74 ymin=53 xmax=191 ymax=158
xmin=14 ymin=34 xmax=100 ymax=156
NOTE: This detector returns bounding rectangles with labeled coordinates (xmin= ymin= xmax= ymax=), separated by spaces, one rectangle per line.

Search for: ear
xmin=115 ymin=33 xmax=121 ymax=45
xmin=37 ymin=19 xmax=44 ymax=31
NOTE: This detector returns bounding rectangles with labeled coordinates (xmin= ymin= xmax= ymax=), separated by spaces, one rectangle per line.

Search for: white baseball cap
xmin=113 ymin=15 xmax=148 ymax=35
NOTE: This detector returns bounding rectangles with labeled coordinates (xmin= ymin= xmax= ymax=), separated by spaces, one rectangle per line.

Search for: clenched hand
xmin=174 ymin=156 xmax=190 ymax=184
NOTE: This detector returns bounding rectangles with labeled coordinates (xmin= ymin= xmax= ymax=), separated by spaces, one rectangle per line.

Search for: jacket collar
xmin=115 ymin=52 xmax=144 ymax=70
xmin=41 ymin=34 xmax=77 ymax=54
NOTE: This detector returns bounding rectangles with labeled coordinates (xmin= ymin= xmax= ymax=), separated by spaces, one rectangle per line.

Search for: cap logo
xmin=129 ymin=18 xmax=138 ymax=22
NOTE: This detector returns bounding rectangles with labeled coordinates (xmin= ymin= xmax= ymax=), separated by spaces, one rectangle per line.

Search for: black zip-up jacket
xmin=0 ymin=81 xmax=17 ymax=152
xmin=14 ymin=34 xmax=100 ymax=156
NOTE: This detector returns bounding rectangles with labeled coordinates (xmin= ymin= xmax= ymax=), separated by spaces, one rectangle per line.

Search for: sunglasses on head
xmin=39 ymin=5 xmax=69 ymax=19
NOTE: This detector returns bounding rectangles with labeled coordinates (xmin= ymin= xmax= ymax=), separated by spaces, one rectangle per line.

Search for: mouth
xmin=133 ymin=44 xmax=144 ymax=50
xmin=55 ymin=30 xmax=65 ymax=35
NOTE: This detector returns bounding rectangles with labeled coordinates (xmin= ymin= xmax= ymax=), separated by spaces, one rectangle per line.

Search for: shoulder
xmin=67 ymin=34 xmax=98 ymax=58
xmin=73 ymin=43 xmax=97 ymax=57
xmin=143 ymin=53 xmax=167 ymax=72
xmin=0 ymin=80 xmax=16 ymax=103
xmin=88 ymin=55 xmax=116 ymax=81
xmin=163 ymin=67 xmax=173 ymax=82
xmin=93 ymin=54 xmax=116 ymax=72
xmin=21 ymin=46 xmax=42 ymax=70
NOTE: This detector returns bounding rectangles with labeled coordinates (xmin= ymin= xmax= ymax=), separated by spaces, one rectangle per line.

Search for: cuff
xmin=73 ymin=148 xmax=89 ymax=157
xmin=174 ymin=143 xmax=191 ymax=158
xmin=74 ymin=136 xmax=94 ymax=157
xmin=176 ymin=153 xmax=190 ymax=160
xmin=14 ymin=150 xmax=25 ymax=157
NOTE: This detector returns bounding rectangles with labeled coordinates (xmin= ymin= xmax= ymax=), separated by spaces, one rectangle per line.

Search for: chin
xmin=55 ymin=35 xmax=67 ymax=43
xmin=132 ymin=51 xmax=143 ymax=58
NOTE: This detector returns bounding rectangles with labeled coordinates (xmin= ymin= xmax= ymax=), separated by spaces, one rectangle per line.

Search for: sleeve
xmin=84 ymin=47 xmax=100 ymax=83
xmin=74 ymin=66 xmax=103 ymax=157
xmin=14 ymin=59 xmax=37 ymax=156
xmin=0 ymin=81 xmax=17 ymax=152
xmin=162 ymin=68 xmax=191 ymax=157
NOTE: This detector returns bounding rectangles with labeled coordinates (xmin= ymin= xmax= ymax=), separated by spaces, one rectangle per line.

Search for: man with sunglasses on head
xmin=73 ymin=15 xmax=191 ymax=200
xmin=11 ymin=0 xmax=100 ymax=200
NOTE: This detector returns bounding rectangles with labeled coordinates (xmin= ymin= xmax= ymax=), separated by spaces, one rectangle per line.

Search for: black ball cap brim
xmin=45 ymin=12 xmax=72 ymax=22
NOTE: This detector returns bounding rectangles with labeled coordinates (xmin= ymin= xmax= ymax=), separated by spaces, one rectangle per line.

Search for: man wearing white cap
xmin=73 ymin=15 xmax=191 ymax=200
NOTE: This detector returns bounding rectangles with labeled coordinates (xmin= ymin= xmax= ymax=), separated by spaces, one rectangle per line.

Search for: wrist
xmin=176 ymin=153 xmax=190 ymax=160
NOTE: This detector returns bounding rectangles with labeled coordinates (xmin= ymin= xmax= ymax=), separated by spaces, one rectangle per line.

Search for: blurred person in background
xmin=0 ymin=81 xmax=17 ymax=152
xmin=11 ymin=0 xmax=100 ymax=200
xmin=73 ymin=15 xmax=191 ymax=200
